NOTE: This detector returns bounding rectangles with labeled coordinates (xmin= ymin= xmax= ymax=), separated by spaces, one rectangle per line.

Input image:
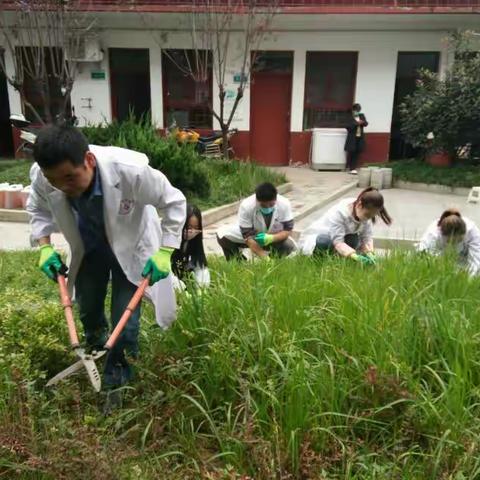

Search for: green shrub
xmin=400 ymin=31 xmax=480 ymax=160
xmin=82 ymin=116 xmax=211 ymax=199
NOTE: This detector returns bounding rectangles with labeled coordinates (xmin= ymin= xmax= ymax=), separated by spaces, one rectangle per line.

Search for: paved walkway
xmin=0 ymin=166 xmax=355 ymax=253
xmin=296 ymin=187 xmax=480 ymax=243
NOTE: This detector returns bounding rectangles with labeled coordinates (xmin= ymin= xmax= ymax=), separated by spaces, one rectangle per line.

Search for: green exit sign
xmin=233 ymin=73 xmax=247 ymax=83
xmin=91 ymin=70 xmax=106 ymax=80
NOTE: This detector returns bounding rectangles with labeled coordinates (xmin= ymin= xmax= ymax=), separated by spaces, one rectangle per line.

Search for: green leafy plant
xmin=82 ymin=116 xmax=211 ymax=199
xmin=400 ymin=31 xmax=480 ymax=160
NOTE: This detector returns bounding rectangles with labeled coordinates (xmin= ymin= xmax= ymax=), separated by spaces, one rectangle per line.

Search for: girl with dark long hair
xmin=299 ymin=187 xmax=392 ymax=265
xmin=171 ymin=204 xmax=210 ymax=290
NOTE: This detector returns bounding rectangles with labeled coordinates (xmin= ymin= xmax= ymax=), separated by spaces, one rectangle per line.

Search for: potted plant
xmin=424 ymin=132 xmax=452 ymax=168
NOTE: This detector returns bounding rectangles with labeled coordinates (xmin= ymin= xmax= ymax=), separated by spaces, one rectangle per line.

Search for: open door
xmin=390 ymin=52 xmax=440 ymax=160
xmin=0 ymin=51 xmax=14 ymax=158
xmin=109 ymin=48 xmax=151 ymax=122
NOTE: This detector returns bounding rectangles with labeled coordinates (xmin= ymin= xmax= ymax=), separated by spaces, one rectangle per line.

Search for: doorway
xmin=389 ymin=52 xmax=440 ymax=160
xmin=250 ymin=51 xmax=293 ymax=166
xmin=109 ymin=48 xmax=151 ymax=122
xmin=0 ymin=52 xmax=14 ymax=157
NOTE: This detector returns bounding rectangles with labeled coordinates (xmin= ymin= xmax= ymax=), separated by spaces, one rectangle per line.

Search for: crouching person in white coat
xmin=299 ymin=187 xmax=392 ymax=265
xmin=417 ymin=209 xmax=480 ymax=276
xmin=216 ymin=182 xmax=296 ymax=260
xmin=27 ymin=125 xmax=186 ymax=402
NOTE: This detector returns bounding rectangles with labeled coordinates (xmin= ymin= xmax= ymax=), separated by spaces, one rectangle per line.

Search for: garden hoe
xmin=46 ymin=274 xmax=149 ymax=392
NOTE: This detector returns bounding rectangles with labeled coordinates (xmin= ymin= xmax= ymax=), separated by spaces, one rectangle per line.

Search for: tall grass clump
xmin=1 ymin=250 xmax=480 ymax=478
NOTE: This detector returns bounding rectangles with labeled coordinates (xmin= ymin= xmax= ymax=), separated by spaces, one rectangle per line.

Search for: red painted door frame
xmin=250 ymin=65 xmax=293 ymax=166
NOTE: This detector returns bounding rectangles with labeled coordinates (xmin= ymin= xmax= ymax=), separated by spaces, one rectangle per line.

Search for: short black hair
xmin=255 ymin=182 xmax=277 ymax=202
xmin=352 ymin=103 xmax=362 ymax=111
xmin=33 ymin=125 xmax=89 ymax=169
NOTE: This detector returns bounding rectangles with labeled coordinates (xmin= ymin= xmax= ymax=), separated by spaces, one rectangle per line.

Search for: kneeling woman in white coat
xmin=299 ymin=187 xmax=392 ymax=265
xmin=171 ymin=204 xmax=210 ymax=291
xmin=417 ymin=209 xmax=480 ymax=276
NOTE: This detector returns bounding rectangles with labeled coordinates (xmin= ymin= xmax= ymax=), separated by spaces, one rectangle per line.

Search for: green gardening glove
xmin=364 ymin=252 xmax=377 ymax=265
xmin=38 ymin=244 xmax=68 ymax=281
xmin=255 ymin=232 xmax=274 ymax=247
xmin=142 ymin=247 xmax=174 ymax=286
xmin=350 ymin=253 xmax=375 ymax=266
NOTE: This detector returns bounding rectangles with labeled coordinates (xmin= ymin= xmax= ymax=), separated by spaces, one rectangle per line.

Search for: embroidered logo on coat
xmin=119 ymin=199 xmax=134 ymax=215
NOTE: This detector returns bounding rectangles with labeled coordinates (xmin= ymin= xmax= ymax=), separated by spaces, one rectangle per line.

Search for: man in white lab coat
xmin=216 ymin=182 xmax=296 ymax=260
xmin=27 ymin=125 xmax=186 ymax=394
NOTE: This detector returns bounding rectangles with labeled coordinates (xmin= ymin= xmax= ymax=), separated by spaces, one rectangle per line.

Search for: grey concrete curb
xmin=373 ymin=237 xmax=416 ymax=250
xmin=289 ymin=232 xmax=416 ymax=250
xmin=0 ymin=182 xmax=294 ymax=226
xmin=202 ymin=182 xmax=293 ymax=227
xmin=0 ymin=208 xmax=29 ymax=223
xmin=394 ymin=180 xmax=470 ymax=197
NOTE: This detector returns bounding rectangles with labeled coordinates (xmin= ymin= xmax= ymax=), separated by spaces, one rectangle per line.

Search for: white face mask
xmin=185 ymin=229 xmax=201 ymax=241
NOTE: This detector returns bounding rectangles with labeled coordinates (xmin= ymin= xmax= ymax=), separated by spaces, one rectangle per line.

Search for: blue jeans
xmin=75 ymin=245 xmax=141 ymax=387
xmin=314 ymin=233 xmax=360 ymax=254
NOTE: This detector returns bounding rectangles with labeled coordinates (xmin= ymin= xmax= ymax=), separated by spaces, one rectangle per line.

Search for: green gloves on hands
xmin=350 ymin=252 xmax=377 ymax=266
xmin=38 ymin=244 xmax=68 ymax=281
xmin=364 ymin=252 xmax=377 ymax=264
xmin=142 ymin=247 xmax=174 ymax=286
xmin=255 ymin=232 xmax=274 ymax=247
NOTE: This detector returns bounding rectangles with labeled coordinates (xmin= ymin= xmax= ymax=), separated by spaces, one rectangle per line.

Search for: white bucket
xmin=4 ymin=184 xmax=24 ymax=209
xmin=381 ymin=168 xmax=393 ymax=189
xmin=370 ymin=169 xmax=384 ymax=190
xmin=357 ymin=168 xmax=371 ymax=188
xmin=21 ymin=185 xmax=31 ymax=209
xmin=0 ymin=183 xmax=9 ymax=209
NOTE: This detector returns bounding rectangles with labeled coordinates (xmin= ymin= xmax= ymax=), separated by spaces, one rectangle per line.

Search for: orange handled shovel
xmin=46 ymin=275 xmax=149 ymax=392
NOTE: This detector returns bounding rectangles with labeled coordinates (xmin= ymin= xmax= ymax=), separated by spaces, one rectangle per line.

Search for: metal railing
xmin=87 ymin=0 xmax=479 ymax=7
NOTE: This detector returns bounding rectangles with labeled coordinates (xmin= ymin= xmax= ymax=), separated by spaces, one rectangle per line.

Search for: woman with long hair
xmin=299 ymin=187 xmax=392 ymax=265
xmin=171 ymin=204 xmax=210 ymax=289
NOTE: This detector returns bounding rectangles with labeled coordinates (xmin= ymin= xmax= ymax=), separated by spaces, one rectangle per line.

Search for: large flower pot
xmin=426 ymin=151 xmax=451 ymax=167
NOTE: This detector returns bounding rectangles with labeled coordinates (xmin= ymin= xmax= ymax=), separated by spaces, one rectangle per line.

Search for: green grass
xmin=1 ymin=250 xmax=480 ymax=478
xmin=0 ymin=159 xmax=32 ymax=185
xmin=0 ymin=158 xmax=285 ymax=210
xmin=191 ymin=159 xmax=285 ymax=210
xmin=379 ymin=158 xmax=480 ymax=188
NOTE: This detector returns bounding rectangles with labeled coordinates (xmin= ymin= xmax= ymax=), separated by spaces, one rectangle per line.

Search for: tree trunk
xmin=221 ymin=125 xmax=229 ymax=160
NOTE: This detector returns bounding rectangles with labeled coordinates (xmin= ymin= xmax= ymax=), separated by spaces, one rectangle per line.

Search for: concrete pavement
xmin=296 ymin=187 xmax=480 ymax=243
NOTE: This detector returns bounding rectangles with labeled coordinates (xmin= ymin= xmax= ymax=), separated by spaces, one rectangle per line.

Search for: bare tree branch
xmin=0 ymin=0 xmax=97 ymax=125
xmin=139 ymin=0 xmax=278 ymax=159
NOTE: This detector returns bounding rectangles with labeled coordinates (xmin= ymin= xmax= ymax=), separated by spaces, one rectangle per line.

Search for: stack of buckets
xmin=357 ymin=166 xmax=393 ymax=190
xmin=0 ymin=183 xmax=31 ymax=209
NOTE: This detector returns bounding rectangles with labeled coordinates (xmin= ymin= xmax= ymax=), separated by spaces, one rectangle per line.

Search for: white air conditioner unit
xmin=67 ymin=37 xmax=103 ymax=62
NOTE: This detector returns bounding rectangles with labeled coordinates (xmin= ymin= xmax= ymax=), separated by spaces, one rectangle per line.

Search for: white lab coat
xmin=417 ymin=217 xmax=480 ymax=276
xmin=172 ymin=267 xmax=211 ymax=292
xmin=26 ymin=145 xmax=187 ymax=328
xmin=299 ymin=197 xmax=373 ymax=256
xmin=217 ymin=193 xmax=293 ymax=243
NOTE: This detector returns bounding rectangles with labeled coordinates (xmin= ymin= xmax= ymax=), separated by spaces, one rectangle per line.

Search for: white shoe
xmin=350 ymin=169 xmax=358 ymax=175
